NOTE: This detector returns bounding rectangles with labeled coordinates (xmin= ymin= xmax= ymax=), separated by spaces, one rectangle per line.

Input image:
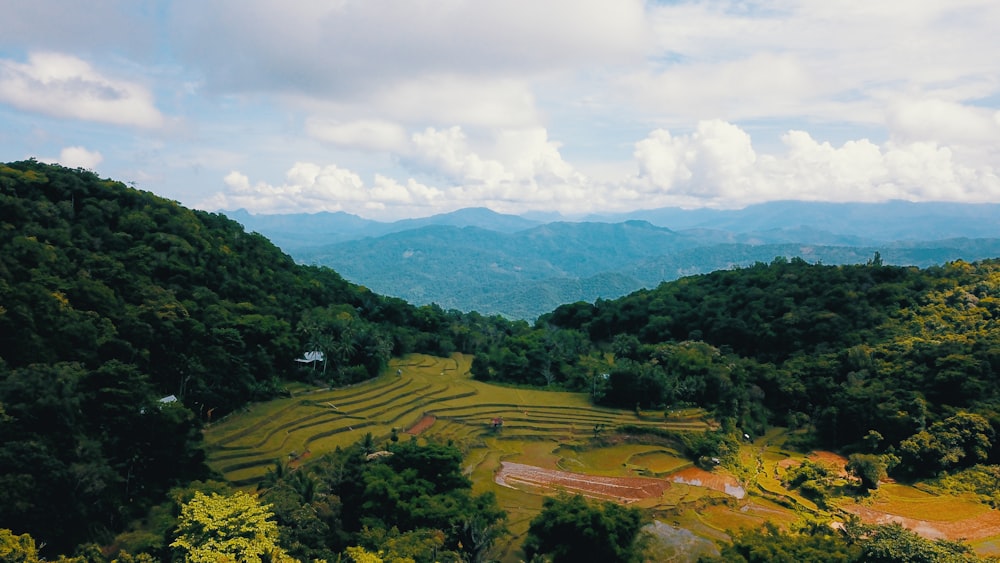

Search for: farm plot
xmin=495 ymin=461 xmax=672 ymax=503
xmin=204 ymin=353 xmax=713 ymax=485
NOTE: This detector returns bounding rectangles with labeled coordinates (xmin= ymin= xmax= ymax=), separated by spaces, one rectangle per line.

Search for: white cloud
xmin=410 ymin=127 xmax=508 ymax=184
xmin=56 ymin=146 xmax=104 ymax=169
xmin=4 ymin=1 xmax=999 ymax=220
xmin=636 ymin=1 xmax=1000 ymax=125
xmin=201 ymin=125 xmax=594 ymax=218
xmin=0 ymin=52 xmax=163 ymax=128
xmin=306 ymin=118 xmax=408 ymax=152
xmin=365 ymin=75 xmax=541 ymax=129
xmin=171 ymin=0 xmax=649 ymax=94
xmin=203 ymin=163 xmax=445 ymax=217
xmin=886 ymin=98 xmax=1000 ymax=146
xmin=0 ymin=2 xmax=156 ymax=57
xmin=201 ymin=118 xmax=1000 ymax=219
xmin=630 ymin=121 xmax=1000 ymax=208
xmin=38 ymin=146 xmax=105 ymax=170
xmin=167 ymin=0 xmax=649 ymax=131
xmin=633 ymin=121 xmax=757 ymax=199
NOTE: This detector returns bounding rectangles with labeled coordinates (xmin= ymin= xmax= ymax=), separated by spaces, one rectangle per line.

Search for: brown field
xmin=494 ymin=461 xmax=671 ymax=503
xmin=406 ymin=414 xmax=436 ymax=435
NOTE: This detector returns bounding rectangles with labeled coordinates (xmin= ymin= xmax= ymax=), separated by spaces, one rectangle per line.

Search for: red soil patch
xmin=844 ymin=504 xmax=1000 ymax=543
xmin=495 ymin=461 xmax=671 ymax=503
xmin=406 ymin=415 xmax=436 ymax=435
xmin=288 ymin=449 xmax=312 ymax=469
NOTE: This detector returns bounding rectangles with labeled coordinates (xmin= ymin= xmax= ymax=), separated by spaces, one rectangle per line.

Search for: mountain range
xmin=226 ymin=201 xmax=1000 ymax=320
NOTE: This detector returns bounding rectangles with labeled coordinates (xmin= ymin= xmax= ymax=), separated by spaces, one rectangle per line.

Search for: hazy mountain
xmin=589 ymin=200 xmax=1000 ymax=240
xmin=226 ymin=206 xmax=538 ymax=249
xmin=227 ymin=202 xmax=1000 ymax=320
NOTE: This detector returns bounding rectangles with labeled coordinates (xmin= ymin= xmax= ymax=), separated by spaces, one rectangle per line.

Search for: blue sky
xmin=2 ymin=0 xmax=999 ymax=220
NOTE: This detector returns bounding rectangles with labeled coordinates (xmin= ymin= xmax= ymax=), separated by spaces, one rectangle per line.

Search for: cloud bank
xmin=202 ymin=120 xmax=1000 ymax=219
xmin=1 ymin=1 xmax=998 ymax=219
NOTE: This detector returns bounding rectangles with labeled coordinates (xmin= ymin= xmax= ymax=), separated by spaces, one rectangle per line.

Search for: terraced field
xmin=205 ymin=354 xmax=1000 ymax=561
xmin=205 ymin=353 xmax=711 ymax=486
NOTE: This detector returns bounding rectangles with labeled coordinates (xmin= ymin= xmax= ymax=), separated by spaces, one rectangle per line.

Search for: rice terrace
xmin=205 ymin=354 xmax=1000 ymax=561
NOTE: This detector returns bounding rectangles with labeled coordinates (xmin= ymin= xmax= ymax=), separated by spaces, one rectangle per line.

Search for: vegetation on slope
xmin=3 ymin=160 xmax=999 ymax=560
xmin=475 ymin=256 xmax=1000 ymax=475
xmin=0 ymin=161 xmax=498 ymax=551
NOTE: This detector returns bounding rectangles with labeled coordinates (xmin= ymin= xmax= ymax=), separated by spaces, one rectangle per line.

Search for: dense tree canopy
xmin=523 ymin=493 xmax=647 ymax=563
xmin=0 ymin=161 xmax=502 ymax=551
xmin=475 ymin=256 xmax=1000 ymax=471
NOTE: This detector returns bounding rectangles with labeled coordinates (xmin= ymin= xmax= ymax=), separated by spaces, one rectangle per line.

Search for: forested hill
xmin=0 ymin=160 xmax=470 ymax=550
xmin=475 ymin=256 xmax=1000 ymax=469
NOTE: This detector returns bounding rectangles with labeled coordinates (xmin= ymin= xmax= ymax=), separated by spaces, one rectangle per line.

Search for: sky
xmin=2 ymin=0 xmax=999 ymax=221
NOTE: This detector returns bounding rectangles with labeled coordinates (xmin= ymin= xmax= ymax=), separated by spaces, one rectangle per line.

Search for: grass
xmin=858 ymin=483 xmax=992 ymax=522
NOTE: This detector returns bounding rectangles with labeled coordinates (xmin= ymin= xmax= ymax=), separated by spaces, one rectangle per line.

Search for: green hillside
xmin=477 ymin=256 xmax=1000 ymax=462
xmin=0 ymin=160 xmax=478 ymax=552
xmin=3 ymin=160 xmax=1000 ymax=561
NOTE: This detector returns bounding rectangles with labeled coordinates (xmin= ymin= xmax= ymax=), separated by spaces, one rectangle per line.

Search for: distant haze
xmin=229 ymin=201 xmax=1000 ymax=319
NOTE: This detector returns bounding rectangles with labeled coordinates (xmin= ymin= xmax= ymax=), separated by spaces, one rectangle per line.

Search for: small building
xmin=296 ymin=351 xmax=324 ymax=364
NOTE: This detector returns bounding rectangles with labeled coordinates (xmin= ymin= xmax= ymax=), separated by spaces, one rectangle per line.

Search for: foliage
xmin=846 ymin=454 xmax=889 ymax=491
xmin=170 ymin=490 xmax=293 ymax=563
xmin=706 ymin=520 xmax=992 ymax=563
xmin=0 ymin=161 xmax=502 ymax=549
xmin=478 ymin=257 xmax=1000 ymax=476
xmin=897 ymin=412 xmax=994 ymax=478
xmin=260 ymin=438 xmax=506 ymax=563
xmin=343 ymin=545 xmax=386 ymax=563
xmin=928 ymin=465 xmax=1000 ymax=508
xmin=784 ymin=460 xmax=838 ymax=503
xmin=681 ymin=424 xmax=741 ymax=468
xmin=702 ymin=522 xmax=859 ymax=562
xmin=0 ymin=528 xmax=41 ymax=563
xmin=856 ymin=522 xmax=981 ymax=563
xmin=522 ymin=493 xmax=648 ymax=563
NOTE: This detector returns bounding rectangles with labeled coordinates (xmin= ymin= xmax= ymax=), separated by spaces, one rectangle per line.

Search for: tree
xmin=859 ymin=522 xmax=978 ymax=563
xmin=705 ymin=521 xmax=859 ymax=563
xmin=170 ymin=491 xmax=294 ymax=563
xmin=846 ymin=454 xmax=888 ymax=491
xmin=897 ymin=412 xmax=994 ymax=477
xmin=0 ymin=528 xmax=41 ymax=563
xmin=523 ymin=493 xmax=647 ymax=563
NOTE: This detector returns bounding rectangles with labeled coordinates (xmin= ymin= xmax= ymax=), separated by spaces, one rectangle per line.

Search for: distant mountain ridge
xmin=226 ymin=206 xmax=540 ymax=249
xmin=225 ymin=201 xmax=1000 ymax=319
